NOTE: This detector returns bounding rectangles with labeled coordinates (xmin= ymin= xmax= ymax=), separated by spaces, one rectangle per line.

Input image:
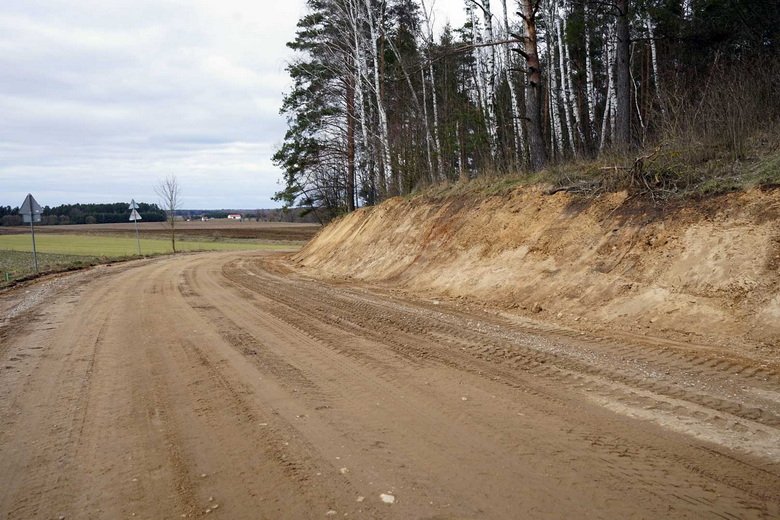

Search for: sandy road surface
xmin=1 ymin=252 xmax=779 ymax=519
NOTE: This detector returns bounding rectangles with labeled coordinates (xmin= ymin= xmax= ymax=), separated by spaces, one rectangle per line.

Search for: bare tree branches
xmin=155 ymin=175 xmax=181 ymax=254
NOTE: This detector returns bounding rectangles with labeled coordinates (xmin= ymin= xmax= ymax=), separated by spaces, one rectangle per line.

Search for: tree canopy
xmin=275 ymin=0 xmax=779 ymax=217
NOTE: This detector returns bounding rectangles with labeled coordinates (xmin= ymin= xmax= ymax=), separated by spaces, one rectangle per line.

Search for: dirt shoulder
xmin=294 ymin=186 xmax=780 ymax=356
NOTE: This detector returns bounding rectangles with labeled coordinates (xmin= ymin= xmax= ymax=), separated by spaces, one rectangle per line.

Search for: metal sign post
xmin=129 ymin=199 xmax=142 ymax=255
xmin=20 ymin=194 xmax=42 ymax=273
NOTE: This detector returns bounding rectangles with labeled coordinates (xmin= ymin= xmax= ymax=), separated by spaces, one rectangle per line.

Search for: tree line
xmin=274 ymin=0 xmax=779 ymax=216
xmin=0 ymin=202 xmax=166 ymax=226
xmin=0 ymin=203 xmax=324 ymax=227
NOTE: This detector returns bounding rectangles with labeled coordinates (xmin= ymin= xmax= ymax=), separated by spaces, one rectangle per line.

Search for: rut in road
xmin=0 ymin=252 xmax=779 ymax=519
xmin=221 ymin=257 xmax=780 ymax=440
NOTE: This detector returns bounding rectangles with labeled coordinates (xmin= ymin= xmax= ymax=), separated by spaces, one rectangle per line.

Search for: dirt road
xmin=1 ymin=252 xmax=779 ymax=519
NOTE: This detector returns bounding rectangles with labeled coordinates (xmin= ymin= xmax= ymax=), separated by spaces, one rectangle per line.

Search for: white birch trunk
xmin=609 ymin=73 xmax=617 ymax=140
xmin=584 ymin=3 xmax=597 ymax=141
xmin=419 ymin=0 xmax=444 ymax=180
xmin=599 ymin=94 xmax=611 ymax=151
xmin=630 ymin=42 xmax=645 ymax=136
xmin=429 ymin=64 xmax=444 ymax=181
xmin=600 ymin=27 xmax=616 ymax=151
xmin=607 ymin=25 xmax=618 ymax=145
xmin=645 ymin=17 xmax=664 ymax=115
xmin=455 ymin=121 xmax=465 ymax=180
xmin=501 ymin=0 xmax=524 ymax=167
xmin=363 ymin=0 xmax=392 ymax=195
xmin=469 ymin=3 xmax=497 ymax=162
xmin=556 ymin=15 xmax=576 ymax=156
xmin=469 ymin=8 xmax=486 ymax=113
xmin=348 ymin=0 xmax=372 ymax=191
xmin=469 ymin=5 xmax=486 ymax=109
xmin=545 ymin=5 xmax=563 ymax=157
xmin=682 ymin=0 xmax=693 ymax=18
xmin=421 ymin=68 xmax=434 ymax=182
xmin=562 ymin=12 xmax=585 ymax=148
xmin=481 ymin=0 xmax=498 ymax=162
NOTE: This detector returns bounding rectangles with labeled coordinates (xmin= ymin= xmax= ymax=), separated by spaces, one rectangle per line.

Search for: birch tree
xmin=561 ymin=8 xmax=584 ymax=151
xmin=419 ymin=0 xmax=444 ymax=180
xmin=600 ymin=23 xmax=617 ymax=151
xmin=583 ymin=3 xmax=597 ymax=144
xmin=363 ymin=0 xmax=393 ymax=195
xmin=644 ymin=16 xmax=663 ymax=115
xmin=555 ymin=12 xmax=576 ymax=155
xmin=501 ymin=0 xmax=525 ymax=167
xmin=545 ymin=2 xmax=564 ymax=157
xmin=475 ymin=0 xmax=498 ymax=162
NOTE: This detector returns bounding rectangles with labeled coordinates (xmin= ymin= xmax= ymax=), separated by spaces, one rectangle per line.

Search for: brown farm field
xmin=0 ymin=219 xmax=321 ymax=242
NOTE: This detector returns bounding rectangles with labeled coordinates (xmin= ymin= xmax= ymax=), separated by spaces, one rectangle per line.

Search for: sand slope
xmin=295 ymin=186 xmax=780 ymax=350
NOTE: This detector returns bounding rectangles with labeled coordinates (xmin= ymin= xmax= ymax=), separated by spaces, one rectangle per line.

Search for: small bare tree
xmin=155 ymin=175 xmax=181 ymax=253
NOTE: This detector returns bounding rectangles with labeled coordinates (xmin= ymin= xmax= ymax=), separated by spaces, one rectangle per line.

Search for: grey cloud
xmin=0 ymin=0 xmax=298 ymax=209
xmin=0 ymin=0 xmax=461 ymax=209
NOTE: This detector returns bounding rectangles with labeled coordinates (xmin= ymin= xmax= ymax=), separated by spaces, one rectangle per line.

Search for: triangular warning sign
xmin=129 ymin=209 xmax=142 ymax=221
xmin=20 ymin=194 xmax=42 ymax=216
xmin=20 ymin=194 xmax=42 ymax=223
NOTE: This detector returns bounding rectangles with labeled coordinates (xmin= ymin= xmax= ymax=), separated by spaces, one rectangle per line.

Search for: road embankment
xmin=295 ymin=186 xmax=780 ymax=352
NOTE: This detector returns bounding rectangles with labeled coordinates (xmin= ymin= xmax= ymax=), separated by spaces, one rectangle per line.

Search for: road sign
xmin=129 ymin=198 xmax=142 ymax=255
xmin=20 ymin=193 xmax=42 ymax=223
xmin=20 ymin=193 xmax=41 ymax=272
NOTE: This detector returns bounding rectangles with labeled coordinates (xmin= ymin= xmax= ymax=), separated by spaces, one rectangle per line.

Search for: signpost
xmin=129 ymin=199 xmax=142 ymax=255
xmin=20 ymin=194 xmax=42 ymax=273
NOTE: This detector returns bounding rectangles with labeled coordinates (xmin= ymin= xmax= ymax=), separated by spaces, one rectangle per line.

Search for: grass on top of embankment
xmin=413 ymin=147 xmax=780 ymax=203
xmin=0 ymin=234 xmax=295 ymax=286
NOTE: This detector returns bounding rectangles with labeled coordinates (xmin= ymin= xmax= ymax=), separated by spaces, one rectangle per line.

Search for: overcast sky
xmin=0 ymin=0 xmax=465 ymax=210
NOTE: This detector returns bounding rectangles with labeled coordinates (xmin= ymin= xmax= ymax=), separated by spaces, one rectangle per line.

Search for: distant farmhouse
xmin=227 ymin=214 xmax=242 ymax=220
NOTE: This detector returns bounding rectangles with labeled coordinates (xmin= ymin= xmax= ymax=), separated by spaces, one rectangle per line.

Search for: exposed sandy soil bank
xmin=295 ymin=186 xmax=780 ymax=353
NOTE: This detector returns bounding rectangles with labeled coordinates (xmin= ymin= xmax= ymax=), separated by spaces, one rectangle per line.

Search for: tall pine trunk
xmin=614 ymin=0 xmax=631 ymax=148
xmin=519 ymin=0 xmax=547 ymax=171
